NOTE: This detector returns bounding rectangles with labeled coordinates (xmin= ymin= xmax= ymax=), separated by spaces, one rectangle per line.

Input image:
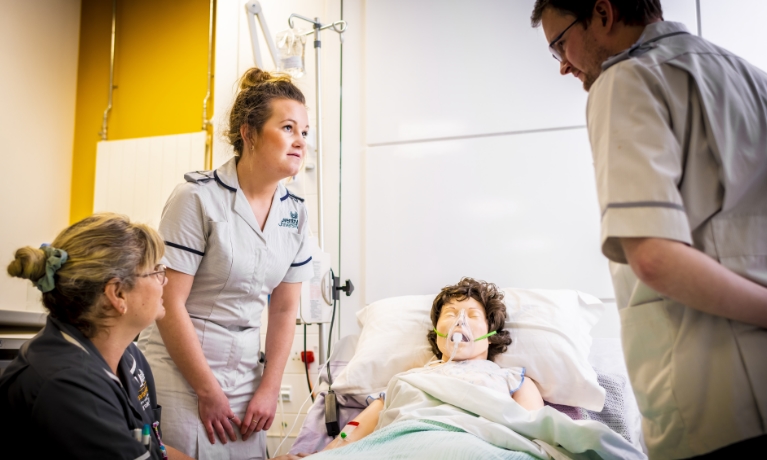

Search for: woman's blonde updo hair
xmin=226 ymin=67 xmax=306 ymax=156
xmin=6 ymin=213 xmax=164 ymax=338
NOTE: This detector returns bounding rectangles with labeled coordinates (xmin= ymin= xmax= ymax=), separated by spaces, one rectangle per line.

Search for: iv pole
xmin=287 ymin=14 xmax=347 ymax=254
xmin=287 ymin=13 xmax=347 ymax=368
xmin=244 ymin=2 xmax=347 ymax=367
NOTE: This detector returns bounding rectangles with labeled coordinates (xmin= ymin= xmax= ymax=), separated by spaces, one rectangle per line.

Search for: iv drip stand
xmin=288 ymin=13 xmax=347 ymax=368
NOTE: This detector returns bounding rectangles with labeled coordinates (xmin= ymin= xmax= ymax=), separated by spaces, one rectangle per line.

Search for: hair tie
xmin=36 ymin=244 xmax=68 ymax=293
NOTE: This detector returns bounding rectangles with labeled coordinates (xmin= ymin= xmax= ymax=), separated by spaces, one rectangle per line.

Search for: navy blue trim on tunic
xmin=213 ymin=170 xmax=236 ymax=192
xmin=601 ymin=201 xmax=685 ymax=218
xmin=290 ymin=256 xmax=312 ymax=267
xmin=165 ymin=241 xmax=205 ymax=257
xmin=280 ymin=191 xmax=305 ymax=202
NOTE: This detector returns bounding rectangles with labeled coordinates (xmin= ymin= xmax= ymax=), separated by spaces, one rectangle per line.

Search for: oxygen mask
xmin=434 ymin=309 xmax=497 ymax=364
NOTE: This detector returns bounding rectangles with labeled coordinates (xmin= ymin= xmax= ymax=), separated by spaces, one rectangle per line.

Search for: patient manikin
xmin=305 ymin=277 xmax=544 ymax=456
xmin=415 ymin=281 xmax=541 ymax=401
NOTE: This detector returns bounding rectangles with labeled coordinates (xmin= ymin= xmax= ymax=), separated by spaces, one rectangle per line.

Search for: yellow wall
xmin=70 ymin=0 xmax=214 ymax=223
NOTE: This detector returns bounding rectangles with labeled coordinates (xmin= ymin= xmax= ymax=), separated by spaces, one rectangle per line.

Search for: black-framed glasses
xmin=549 ymin=18 xmax=579 ymax=62
xmin=138 ymin=264 xmax=167 ymax=284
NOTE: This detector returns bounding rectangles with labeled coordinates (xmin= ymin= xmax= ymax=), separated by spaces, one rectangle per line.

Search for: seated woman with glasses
xmin=0 ymin=213 xmax=192 ymax=460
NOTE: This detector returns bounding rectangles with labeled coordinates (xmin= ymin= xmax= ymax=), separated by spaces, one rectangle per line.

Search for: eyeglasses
xmin=137 ymin=264 xmax=167 ymax=284
xmin=549 ymin=18 xmax=579 ymax=62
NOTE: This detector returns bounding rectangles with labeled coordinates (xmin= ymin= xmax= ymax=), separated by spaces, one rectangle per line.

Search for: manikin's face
xmin=540 ymin=6 xmax=613 ymax=91
xmin=435 ymin=297 xmax=490 ymax=361
xmin=246 ymin=98 xmax=309 ymax=179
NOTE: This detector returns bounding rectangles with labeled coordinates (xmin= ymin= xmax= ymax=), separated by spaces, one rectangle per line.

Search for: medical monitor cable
xmin=279 ymin=389 xmax=286 ymax=439
xmin=324 ymin=269 xmax=341 ymax=387
xmin=274 ymin=358 xmax=330 ymax=456
xmin=324 ymin=268 xmax=341 ymax=437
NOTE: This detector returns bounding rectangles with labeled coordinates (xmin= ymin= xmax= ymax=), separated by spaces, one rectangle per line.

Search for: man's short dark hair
xmin=531 ymin=0 xmax=663 ymax=27
xmin=427 ymin=277 xmax=512 ymax=362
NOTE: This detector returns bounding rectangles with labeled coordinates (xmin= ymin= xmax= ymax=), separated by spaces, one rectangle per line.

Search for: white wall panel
xmin=0 ymin=0 xmax=81 ymax=311
xmin=94 ymin=132 xmax=206 ymax=229
xmin=365 ymin=0 xmax=588 ymax=145
xmin=699 ymin=0 xmax=767 ymax=72
xmin=364 ymin=127 xmax=613 ymax=304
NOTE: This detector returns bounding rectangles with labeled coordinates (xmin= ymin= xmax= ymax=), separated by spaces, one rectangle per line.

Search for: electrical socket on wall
xmin=279 ymin=385 xmax=291 ymax=402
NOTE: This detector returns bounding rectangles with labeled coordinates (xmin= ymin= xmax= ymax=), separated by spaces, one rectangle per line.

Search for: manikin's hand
xmin=198 ymin=387 xmax=241 ymax=444
xmin=241 ymin=387 xmax=279 ymax=441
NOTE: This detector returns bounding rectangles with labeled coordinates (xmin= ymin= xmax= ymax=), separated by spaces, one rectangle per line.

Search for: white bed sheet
xmin=290 ymin=336 xmax=645 ymax=456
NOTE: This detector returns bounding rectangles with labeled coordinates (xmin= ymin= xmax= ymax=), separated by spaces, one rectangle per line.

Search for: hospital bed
xmin=287 ymin=288 xmax=646 ymax=459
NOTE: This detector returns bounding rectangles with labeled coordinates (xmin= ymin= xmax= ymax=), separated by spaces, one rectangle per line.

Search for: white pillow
xmin=329 ymin=295 xmax=435 ymax=394
xmin=330 ymin=289 xmax=606 ymax=411
xmin=495 ymin=289 xmax=606 ymax=411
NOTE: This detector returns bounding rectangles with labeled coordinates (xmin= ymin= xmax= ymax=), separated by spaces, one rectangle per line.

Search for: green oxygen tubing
xmin=433 ymin=328 xmax=497 ymax=341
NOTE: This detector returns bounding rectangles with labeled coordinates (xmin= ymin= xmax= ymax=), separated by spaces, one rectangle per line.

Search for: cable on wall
xmin=202 ymin=0 xmax=215 ymax=169
xmin=99 ymin=0 xmax=117 ymax=141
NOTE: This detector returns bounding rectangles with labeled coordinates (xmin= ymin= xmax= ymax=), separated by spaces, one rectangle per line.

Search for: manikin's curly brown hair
xmin=427 ymin=277 xmax=512 ymax=362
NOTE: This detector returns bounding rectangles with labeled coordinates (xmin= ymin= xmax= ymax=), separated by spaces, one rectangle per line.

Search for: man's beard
xmin=582 ymin=42 xmax=613 ymax=92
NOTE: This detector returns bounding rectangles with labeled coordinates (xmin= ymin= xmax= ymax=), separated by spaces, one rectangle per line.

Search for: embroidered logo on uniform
xmin=134 ymin=367 xmax=150 ymax=410
xmin=279 ymin=211 xmax=299 ymax=229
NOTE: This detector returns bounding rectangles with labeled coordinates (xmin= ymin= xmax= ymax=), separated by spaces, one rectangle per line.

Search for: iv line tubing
xmin=202 ymin=0 xmax=214 ymax=131
xmin=100 ymin=0 xmax=116 ymax=141
xmin=287 ymin=12 xmax=346 ymax=367
xmin=202 ymin=0 xmax=214 ymax=169
xmin=314 ymin=19 xmax=325 ymax=252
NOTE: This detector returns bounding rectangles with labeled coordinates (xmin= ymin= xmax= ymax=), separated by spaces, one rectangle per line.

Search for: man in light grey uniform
xmin=532 ymin=1 xmax=767 ymax=458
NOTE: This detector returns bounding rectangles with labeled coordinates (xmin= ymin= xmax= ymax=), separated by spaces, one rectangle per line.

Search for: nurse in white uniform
xmin=139 ymin=68 xmax=314 ymax=459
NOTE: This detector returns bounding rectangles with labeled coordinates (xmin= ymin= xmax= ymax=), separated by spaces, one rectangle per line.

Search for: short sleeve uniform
xmin=138 ymin=156 xmax=314 ymax=459
xmin=0 ymin=317 xmax=166 ymax=460
xmin=587 ymin=22 xmax=767 ymax=459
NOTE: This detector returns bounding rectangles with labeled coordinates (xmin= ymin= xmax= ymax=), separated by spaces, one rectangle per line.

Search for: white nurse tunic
xmin=138 ymin=156 xmax=314 ymax=459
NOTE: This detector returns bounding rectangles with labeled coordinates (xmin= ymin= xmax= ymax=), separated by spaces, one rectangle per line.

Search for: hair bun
xmin=240 ymin=67 xmax=276 ymax=90
xmin=7 ymin=246 xmax=47 ymax=282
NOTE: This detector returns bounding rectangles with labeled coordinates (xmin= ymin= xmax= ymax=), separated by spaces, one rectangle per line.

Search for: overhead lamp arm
xmin=244 ymin=1 xmax=280 ymax=69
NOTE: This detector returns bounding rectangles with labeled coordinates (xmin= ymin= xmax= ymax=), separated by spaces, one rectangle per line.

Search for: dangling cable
xmin=326 ymin=268 xmax=338 ymax=388
xmin=303 ymin=323 xmax=315 ymax=402
xmin=274 ymin=359 xmax=330 ymax=455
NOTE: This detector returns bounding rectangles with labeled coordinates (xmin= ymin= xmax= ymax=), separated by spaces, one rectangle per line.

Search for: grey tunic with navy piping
xmin=587 ymin=21 xmax=767 ymax=460
xmin=138 ymin=156 xmax=314 ymax=459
